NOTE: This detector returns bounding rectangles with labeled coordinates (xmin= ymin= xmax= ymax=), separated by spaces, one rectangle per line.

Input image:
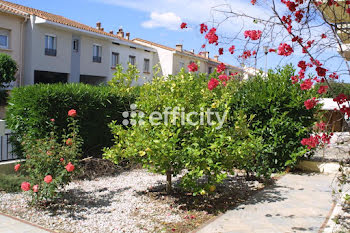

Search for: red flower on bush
xmin=244 ymin=30 xmax=262 ymax=40
xmin=277 ymin=43 xmax=293 ymax=56
xmin=329 ymin=72 xmax=339 ymax=79
xmin=316 ymin=122 xmax=326 ymax=131
xmin=188 ymin=62 xmax=198 ymax=72
xmin=219 ymin=74 xmax=229 ymax=81
xmin=218 ymin=48 xmax=224 ymax=55
xmin=304 ymin=98 xmax=318 ymax=110
xmin=201 ymin=44 xmax=206 ymax=48
xmin=269 ymin=48 xmax=276 ymax=53
xmin=216 ymin=63 xmax=226 ymax=73
xmin=65 ymin=162 xmax=75 ymax=172
xmin=300 ymin=79 xmax=313 ymax=90
xmin=33 ymin=185 xmax=39 ymax=193
xmin=318 ymin=85 xmax=328 ymax=94
xmin=60 ymin=158 xmax=64 ymax=162
xmin=251 ymin=0 xmax=257 ymax=5
xmin=229 ymin=45 xmax=235 ymax=54
xmin=333 ymin=93 xmax=348 ymax=104
xmin=205 ymin=28 xmax=219 ymax=45
xmin=66 ymin=138 xmax=73 ymax=146
xmin=68 ymin=109 xmax=77 ymax=117
xmin=316 ymin=67 xmax=327 ymax=77
xmin=50 ymin=118 xmax=55 ymax=122
xmin=200 ymin=23 xmax=208 ymax=34
xmin=44 ymin=175 xmax=53 ymax=184
xmin=14 ymin=164 xmax=20 ymax=172
xmin=301 ymin=136 xmax=319 ymax=149
xmin=21 ymin=182 xmax=31 ymax=191
xmin=321 ymin=33 xmax=327 ymax=39
xmin=208 ymin=78 xmax=219 ymax=90
xmin=180 ymin=22 xmax=187 ymax=29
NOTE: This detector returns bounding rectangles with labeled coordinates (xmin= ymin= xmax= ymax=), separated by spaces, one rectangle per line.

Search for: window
xmin=73 ymin=39 xmax=79 ymax=52
xmin=45 ymin=35 xmax=57 ymax=56
xmin=129 ymin=56 xmax=136 ymax=65
xmin=143 ymin=59 xmax=150 ymax=73
xmin=111 ymin=52 xmax=119 ymax=68
xmin=179 ymin=62 xmax=185 ymax=70
xmin=208 ymin=67 xmax=213 ymax=74
xmin=93 ymin=44 xmax=102 ymax=63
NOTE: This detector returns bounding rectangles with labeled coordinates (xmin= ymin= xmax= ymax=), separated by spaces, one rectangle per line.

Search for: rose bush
xmin=17 ymin=109 xmax=82 ymax=204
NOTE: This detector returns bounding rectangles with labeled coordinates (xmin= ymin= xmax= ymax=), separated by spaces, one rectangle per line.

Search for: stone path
xmin=0 ymin=212 xmax=50 ymax=233
xmin=196 ymin=173 xmax=335 ymax=233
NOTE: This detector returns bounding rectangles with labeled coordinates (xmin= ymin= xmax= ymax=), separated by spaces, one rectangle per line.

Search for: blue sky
xmin=8 ymin=0 xmax=350 ymax=81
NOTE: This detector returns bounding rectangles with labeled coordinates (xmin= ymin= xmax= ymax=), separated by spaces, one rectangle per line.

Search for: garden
xmin=0 ymin=63 xmax=321 ymax=232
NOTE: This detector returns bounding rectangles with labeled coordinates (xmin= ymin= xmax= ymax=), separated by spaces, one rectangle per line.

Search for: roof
xmin=133 ymin=38 xmax=242 ymax=71
xmin=0 ymin=1 xmax=28 ymax=17
xmin=0 ymin=0 xmax=141 ymax=45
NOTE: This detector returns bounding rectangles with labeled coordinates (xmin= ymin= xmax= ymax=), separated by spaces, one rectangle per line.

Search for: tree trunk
xmin=166 ymin=170 xmax=172 ymax=193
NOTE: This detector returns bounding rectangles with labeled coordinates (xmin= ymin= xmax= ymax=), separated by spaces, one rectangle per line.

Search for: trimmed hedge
xmin=6 ymin=83 xmax=129 ymax=157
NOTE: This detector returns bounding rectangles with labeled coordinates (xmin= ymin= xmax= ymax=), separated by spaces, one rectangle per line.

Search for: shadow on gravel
xmin=45 ymin=186 xmax=131 ymax=220
xmin=136 ymin=174 xmax=279 ymax=215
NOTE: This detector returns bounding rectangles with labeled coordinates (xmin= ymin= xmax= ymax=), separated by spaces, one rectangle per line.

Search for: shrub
xmin=0 ymin=173 xmax=27 ymax=193
xmin=104 ymin=66 xmax=262 ymax=194
xmin=6 ymin=83 xmax=129 ymax=157
xmin=230 ymin=65 xmax=320 ymax=174
xmin=0 ymin=53 xmax=17 ymax=88
xmin=16 ymin=110 xmax=82 ymax=203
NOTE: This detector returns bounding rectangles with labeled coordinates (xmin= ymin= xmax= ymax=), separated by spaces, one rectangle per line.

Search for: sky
xmin=7 ymin=0 xmax=350 ymax=81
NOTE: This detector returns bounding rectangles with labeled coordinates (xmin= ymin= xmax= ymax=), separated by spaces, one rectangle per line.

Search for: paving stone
xmin=0 ymin=214 xmax=49 ymax=233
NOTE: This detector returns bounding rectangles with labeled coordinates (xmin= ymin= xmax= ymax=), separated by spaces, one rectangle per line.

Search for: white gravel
xmin=0 ymin=169 xmax=185 ymax=233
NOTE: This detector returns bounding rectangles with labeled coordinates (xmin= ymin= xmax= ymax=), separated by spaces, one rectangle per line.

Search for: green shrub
xmin=0 ymin=53 xmax=17 ymax=88
xmin=0 ymin=173 xmax=27 ymax=193
xmin=104 ymin=66 xmax=263 ymax=194
xmin=6 ymin=83 xmax=129 ymax=157
xmin=230 ymin=65 xmax=320 ymax=173
xmin=17 ymin=111 xmax=82 ymax=203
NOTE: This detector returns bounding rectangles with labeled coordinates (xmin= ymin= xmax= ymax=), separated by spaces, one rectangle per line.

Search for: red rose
xmin=14 ymin=164 xmax=20 ymax=172
xmin=65 ymin=162 xmax=75 ymax=172
xmin=21 ymin=182 xmax=31 ymax=191
xmin=187 ymin=62 xmax=198 ymax=72
xmin=44 ymin=175 xmax=53 ymax=184
xmin=66 ymin=138 xmax=73 ymax=146
xmin=208 ymin=78 xmax=219 ymax=90
xmin=33 ymin=185 xmax=39 ymax=193
xmin=68 ymin=109 xmax=77 ymax=117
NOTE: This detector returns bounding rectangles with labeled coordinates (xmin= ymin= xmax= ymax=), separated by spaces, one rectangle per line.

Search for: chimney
xmin=214 ymin=55 xmax=219 ymax=61
xmin=203 ymin=51 xmax=209 ymax=59
xmin=176 ymin=44 xmax=183 ymax=52
xmin=96 ymin=22 xmax=101 ymax=30
xmin=100 ymin=28 xmax=104 ymax=31
xmin=190 ymin=49 xmax=194 ymax=53
xmin=109 ymin=30 xmax=114 ymax=34
xmin=117 ymin=28 xmax=124 ymax=38
xmin=126 ymin=32 xmax=130 ymax=40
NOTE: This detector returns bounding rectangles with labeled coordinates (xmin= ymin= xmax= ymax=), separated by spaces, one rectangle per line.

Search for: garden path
xmin=0 ymin=212 xmax=51 ymax=233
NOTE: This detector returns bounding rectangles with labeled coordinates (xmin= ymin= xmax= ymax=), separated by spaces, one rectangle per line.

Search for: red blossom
xmin=321 ymin=33 xmax=327 ymax=39
xmin=298 ymin=61 xmax=307 ymax=70
xmin=180 ymin=22 xmax=187 ymax=29
xmin=240 ymin=50 xmax=252 ymax=59
xmin=277 ymin=43 xmax=293 ymax=56
xmin=333 ymin=93 xmax=348 ymax=104
xmin=316 ymin=122 xmax=326 ymax=131
xmin=219 ymin=74 xmax=229 ymax=81
xmin=14 ymin=164 xmax=20 ymax=172
xmin=205 ymin=28 xmax=219 ymax=45
xmin=200 ymin=23 xmax=208 ymax=34
xmin=329 ymin=72 xmax=339 ymax=79
xmin=304 ymin=97 xmax=318 ymax=110
xmin=216 ymin=63 xmax=226 ymax=73
xmin=208 ymin=78 xmax=219 ymax=90
xmin=65 ymin=162 xmax=75 ymax=172
xmin=291 ymin=75 xmax=299 ymax=84
xmin=188 ymin=62 xmax=198 ymax=72
xmin=301 ymin=135 xmax=319 ymax=149
xmin=201 ymin=44 xmax=206 ymax=48
xmin=292 ymin=36 xmax=303 ymax=44
xmin=229 ymin=45 xmax=235 ymax=54
xmin=310 ymin=58 xmax=322 ymax=67
xmin=21 ymin=182 xmax=31 ymax=192
xmin=315 ymin=67 xmax=327 ymax=77
xmin=300 ymin=79 xmax=313 ymax=90
xmin=68 ymin=109 xmax=77 ymax=117
xmin=33 ymin=185 xmax=39 ymax=193
xmin=318 ymin=85 xmax=328 ymax=94
xmin=66 ymin=138 xmax=73 ymax=146
xmin=50 ymin=118 xmax=55 ymax=122
xmin=218 ymin=48 xmax=224 ymax=55
xmin=44 ymin=175 xmax=53 ymax=184
xmin=294 ymin=10 xmax=304 ymax=22
xmin=269 ymin=48 xmax=276 ymax=52
xmin=244 ymin=30 xmax=262 ymax=40
xmin=251 ymin=0 xmax=257 ymax=5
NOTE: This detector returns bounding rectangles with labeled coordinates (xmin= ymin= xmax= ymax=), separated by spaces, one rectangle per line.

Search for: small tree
xmin=0 ymin=53 xmax=17 ymax=88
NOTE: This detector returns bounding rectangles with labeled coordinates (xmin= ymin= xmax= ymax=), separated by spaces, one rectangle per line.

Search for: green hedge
xmin=6 ymin=83 xmax=129 ymax=157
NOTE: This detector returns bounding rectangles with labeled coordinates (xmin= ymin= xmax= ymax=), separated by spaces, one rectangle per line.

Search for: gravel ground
xmin=0 ymin=169 xmax=264 ymax=233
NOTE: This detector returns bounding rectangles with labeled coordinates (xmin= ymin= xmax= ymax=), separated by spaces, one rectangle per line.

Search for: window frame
xmin=93 ymin=44 xmax=102 ymax=63
xmin=111 ymin=52 xmax=119 ymax=68
xmin=45 ymin=34 xmax=57 ymax=56
xmin=73 ymin=39 xmax=79 ymax=52
xmin=0 ymin=34 xmax=9 ymax=49
xmin=129 ymin=55 xmax=136 ymax=66
xmin=143 ymin=58 xmax=150 ymax=73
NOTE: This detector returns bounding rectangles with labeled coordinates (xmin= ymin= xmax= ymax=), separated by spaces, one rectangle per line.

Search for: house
xmin=0 ymin=2 xmax=28 ymax=86
xmin=133 ymin=38 xmax=243 ymax=77
xmin=0 ymin=0 xmax=156 ymax=86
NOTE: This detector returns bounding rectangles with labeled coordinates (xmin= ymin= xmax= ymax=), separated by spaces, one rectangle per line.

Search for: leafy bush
xmin=230 ymin=65 xmax=319 ymax=174
xmin=104 ymin=66 xmax=262 ymax=194
xmin=16 ymin=110 xmax=82 ymax=203
xmin=0 ymin=53 xmax=17 ymax=88
xmin=6 ymin=83 xmax=129 ymax=157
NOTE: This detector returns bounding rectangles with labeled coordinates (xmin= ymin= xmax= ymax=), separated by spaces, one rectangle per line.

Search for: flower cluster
xmin=304 ymin=97 xmax=318 ymax=110
xmin=188 ymin=62 xmax=198 ymax=72
xmin=216 ymin=63 xmax=226 ymax=73
xmin=229 ymin=45 xmax=235 ymax=54
xmin=277 ymin=43 xmax=293 ymax=56
xmin=200 ymin=23 xmax=208 ymax=34
xmin=205 ymin=28 xmax=219 ymax=45
xmin=244 ymin=30 xmax=262 ymax=40
xmin=180 ymin=22 xmax=187 ymax=29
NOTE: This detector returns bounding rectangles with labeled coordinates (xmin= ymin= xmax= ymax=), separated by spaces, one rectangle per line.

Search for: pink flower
xmin=21 ymin=182 xmax=31 ymax=191
xmin=277 ymin=43 xmax=293 ymax=56
xmin=188 ymin=62 xmax=198 ymax=72
xmin=216 ymin=63 xmax=226 ymax=73
xmin=65 ymin=162 xmax=75 ymax=172
xmin=68 ymin=109 xmax=77 ymax=117
xmin=208 ymin=78 xmax=219 ymax=90
xmin=218 ymin=74 xmax=229 ymax=81
xmin=14 ymin=164 xmax=20 ymax=172
xmin=33 ymin=185 xmax=39 ymax=193
xmin=229 ymin=45 xmax=235 ymax=54
xmin=60 ymin=158 xmax=64 ymax=162
xmin=44 ymin=175 xmax=53 ymax=184
xmin=205 ymin=28 xmax=219 ymax=45
xmin=244 ymin=30 xmax=262 ymax=40
xmin=180 ymin=22 xmax=187 ymax=29
xmin=300 ymin=79 xmax=313 ymax=90
xmin=304 ymin=98 xmax=318 ymax=110
xmin=50 ymin=118 xmax=55 ymax=122
xmin=318 ymin=85 xmax=328 ymax=94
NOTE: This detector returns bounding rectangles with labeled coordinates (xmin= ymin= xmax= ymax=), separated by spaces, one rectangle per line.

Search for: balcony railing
xmin=45 ymin=48 xmax=57 ymax=56
xmin=93 ymin=56 xmax=102 ymax=63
